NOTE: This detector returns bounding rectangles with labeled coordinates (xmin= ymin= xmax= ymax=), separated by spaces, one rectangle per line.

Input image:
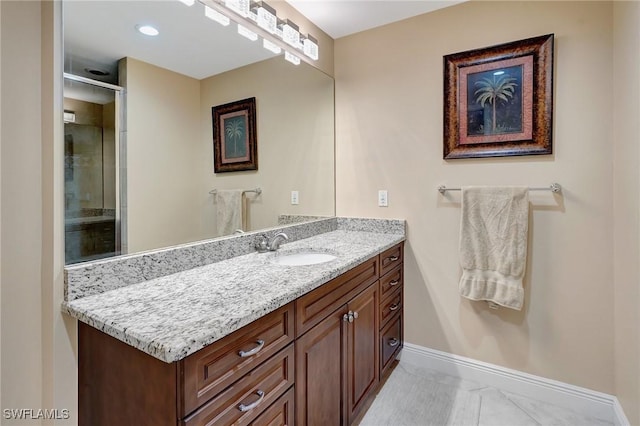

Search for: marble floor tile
xmin=502 ymin=390 xmax=613 ymax=426
xmin=359 ymin=361 xmax=613 ymax=426
xmin=476 ymin=388 xmax=540 ymax=426
xmin=359 ymin=363 xmax=481 ymax=426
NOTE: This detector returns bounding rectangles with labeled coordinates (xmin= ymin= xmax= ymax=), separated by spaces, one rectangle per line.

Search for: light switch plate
xmin=291 ymin=190 xmax=299 ymax=205
xmin=378 ymin=190 xmax=388 ymax=207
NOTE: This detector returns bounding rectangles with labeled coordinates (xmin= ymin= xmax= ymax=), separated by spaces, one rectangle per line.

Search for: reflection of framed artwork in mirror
xmin=443 ymin=34 xmax=554 ymax=159
xmin=212 ymin=97 xmax=257 ymax=172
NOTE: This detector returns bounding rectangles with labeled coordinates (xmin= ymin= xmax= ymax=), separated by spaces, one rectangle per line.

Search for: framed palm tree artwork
xmin=212 ymin=97 xmax=257 ymax=172
xmin=443 ymin=34 xmax=553 ymax=159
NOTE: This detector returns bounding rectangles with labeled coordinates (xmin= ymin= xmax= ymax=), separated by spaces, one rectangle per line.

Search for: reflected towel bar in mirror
xmin=209 ymin=188 xmax=263 ymax=195
xmin=437 ymin=183 xmax=562 ymax=195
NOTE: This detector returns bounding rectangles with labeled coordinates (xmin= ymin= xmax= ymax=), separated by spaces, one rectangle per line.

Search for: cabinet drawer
xmin=296 ymin=256 xmax=378 ymax=337
xmin=250 ymin=386 xmax=294 ymax=426
xmin=180 ymin=303 xmax=294 ymax=417
xmin=380 ymin=313 xmax=402 ymax=378
xmin=379 ymin=243 xmax=403 ymax=278
xmin=379 ymin=288 xmax=402 ymax=329
xmin=379 ymin=265 xmax=403 ymax=301
xmin=183 ymin=345 xmax=295 ymax=426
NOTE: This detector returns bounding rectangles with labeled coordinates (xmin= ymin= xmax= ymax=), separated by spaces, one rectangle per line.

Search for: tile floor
xmin=359 ymin=362 xmax=613 ymax=426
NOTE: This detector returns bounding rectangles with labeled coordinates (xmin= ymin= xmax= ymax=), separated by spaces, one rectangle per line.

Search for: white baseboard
xmin=613 ymin=398 xmax=631 ymax=426
xmin=400 ymin=343 xmax=628 ymax=424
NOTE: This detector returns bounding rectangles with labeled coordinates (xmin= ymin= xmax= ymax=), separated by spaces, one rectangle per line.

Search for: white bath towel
xmin=215 ymin=189 xmax=245 ymax=237
xmin=459 ymin=186 xmax=529 ymax=310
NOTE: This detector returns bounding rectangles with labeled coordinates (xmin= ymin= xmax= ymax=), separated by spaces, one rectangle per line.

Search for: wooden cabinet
xmin=78 ymin=242 xmax=404 ymax=426
xmin=346 ymin=284 xmax=379 ymax=423
xmin=295 ymin=242 xmax=404 ymax=426
xmin=79 ymin=303 xmax=295 ymax=426
xmin=378 ymin=244 xmax=404 ymax=380
xmin=295 ymin=307 xmax=346 ymax=425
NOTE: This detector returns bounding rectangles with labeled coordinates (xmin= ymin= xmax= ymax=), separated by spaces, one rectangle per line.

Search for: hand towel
xmin=459 ymin=186 xmax=529 ymax=310
xmin=215 ymin=189 xmax=245 ymax=237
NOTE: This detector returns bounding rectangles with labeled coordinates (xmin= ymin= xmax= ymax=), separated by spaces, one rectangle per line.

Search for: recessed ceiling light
xmin=136 ymin=25 xmax=159 ymax=36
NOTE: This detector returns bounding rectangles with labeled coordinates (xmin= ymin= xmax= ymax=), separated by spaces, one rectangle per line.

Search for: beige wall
xmin=335 ymin=1 xmax=615 ymax=393
xmin=1 ymin=1 xmax=45 ymax=423
xmin=1 ymin=1 xmax=74 ymax=425
xmin=123 ymin=57 xmax=202 ymax=253
xmin=613 ymin=1 xmax=640 ymax=423
xmin=200 ymin=57 xmax=335 ymax=237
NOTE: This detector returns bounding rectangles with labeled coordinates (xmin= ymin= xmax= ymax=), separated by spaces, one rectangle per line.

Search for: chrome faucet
xmin=268 ymin=232 xmax=289 ymax=251
xmin=255 ymin=232 xmax=289 ymax=253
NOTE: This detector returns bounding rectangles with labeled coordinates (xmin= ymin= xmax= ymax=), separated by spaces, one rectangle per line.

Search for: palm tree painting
xmin=224 ymin=115 xmax=247 ymax=158
xmin=467 ymin=65 xmax=523 ymax=136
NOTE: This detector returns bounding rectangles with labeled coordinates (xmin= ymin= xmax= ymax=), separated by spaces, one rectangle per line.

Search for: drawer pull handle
xmin=238 ymin=390 xmax=265 ymax=412
xmin=389 ymin=303 xmax=399 ymax=312
xmin=389 ymin=279 xmax=400 ymax=287
xmin=387 ymin=255 xmax=399 ymax=262
xmin=388 ymin=338 xmax=399 ymax=347
xmin=238 ymin=340 xmax=265 ymax=358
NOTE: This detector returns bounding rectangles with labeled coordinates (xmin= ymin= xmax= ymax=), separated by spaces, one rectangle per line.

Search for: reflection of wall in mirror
xmin=122 ymin=56 xmax=334 ymax=254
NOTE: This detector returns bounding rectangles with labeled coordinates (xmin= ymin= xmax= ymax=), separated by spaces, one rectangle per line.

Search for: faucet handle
xmin=268 ymin=232 xmax=289 ymax=251
xmin=255 ymin=234 xmax=269 ymax=253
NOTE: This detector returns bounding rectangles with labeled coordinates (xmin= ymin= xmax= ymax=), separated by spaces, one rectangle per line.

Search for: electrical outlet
xmin=291 ymin=190 xmax=299 ymax=205
xmin=378 ymin=190 xmax=388 ymax=207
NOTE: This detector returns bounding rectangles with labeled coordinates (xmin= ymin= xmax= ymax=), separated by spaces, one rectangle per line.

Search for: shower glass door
xmin=63 ymin=75 xmax=124 ymax=264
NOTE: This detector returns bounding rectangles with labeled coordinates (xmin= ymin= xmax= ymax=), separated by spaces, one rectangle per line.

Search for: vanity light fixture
xmin=302 ymin=34 xmax=319 ymax=61
xmin=252 ymin=1 xmax=277 ymax=34
xmin=136 ymin=24 xmax=159 ymax=36
xmin=238 ymin=24 xmax=258 ymax=41
xmin=194 ymin=0 xmax=320 ymax=64
xmin=279 ymin=18 xmax=300 ymax=48
xmin=263 ymin=39 xmax=281 ymax=54
xmin=225 ymin=0 xmax=250 ymax=17
xmin=284 ymin=51 xmax=300 ymax=65
xmin=205 ymin=5 xmax=230 ymax=26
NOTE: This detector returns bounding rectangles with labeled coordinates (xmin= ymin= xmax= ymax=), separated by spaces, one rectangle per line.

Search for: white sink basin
xmin=271 ymin=251 xmax=337 ymax=266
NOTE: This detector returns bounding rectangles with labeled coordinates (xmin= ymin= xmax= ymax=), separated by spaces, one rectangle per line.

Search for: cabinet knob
xmin=388 ymin=337 xmax=399 ymax=347
xmin=343 ymin=311 xmax=357 ymax=323
xmin=238 ymin=339 xmax=265 ymax=358
xmin=237 ymin=389 xmax=265 ymax=412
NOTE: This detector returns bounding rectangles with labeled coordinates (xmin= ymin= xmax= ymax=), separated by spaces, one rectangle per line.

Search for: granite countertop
xmin=62 ymin=230 xmax=404 ymax=363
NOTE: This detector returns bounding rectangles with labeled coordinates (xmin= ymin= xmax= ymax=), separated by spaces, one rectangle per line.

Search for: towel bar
xmin=437 ymin=183 xmax=561 ymax=195
xmin=209 ymin=188 xmax=262 ymax=195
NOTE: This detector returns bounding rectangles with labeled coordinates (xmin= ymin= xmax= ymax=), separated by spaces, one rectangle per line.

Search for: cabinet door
xmin=295 ymin=307 xmax=347 ymax=426
xmin=250 ymin=387 xmax=294 ymax=426
xmin=346 ymin=284 xmax=379 ymax=424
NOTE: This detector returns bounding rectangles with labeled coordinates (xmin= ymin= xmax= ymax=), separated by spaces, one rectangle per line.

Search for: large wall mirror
xmin=63 ymin=0 xmax=335 ymax=264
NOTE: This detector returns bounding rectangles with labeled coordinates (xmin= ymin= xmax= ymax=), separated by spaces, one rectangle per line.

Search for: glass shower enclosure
xmin=63 ymin=75 xmax=124 ymax=264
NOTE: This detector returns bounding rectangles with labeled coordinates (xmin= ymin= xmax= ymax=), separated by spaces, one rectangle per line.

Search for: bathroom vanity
xmin=64 ymin=218 xmax=405 ymax=426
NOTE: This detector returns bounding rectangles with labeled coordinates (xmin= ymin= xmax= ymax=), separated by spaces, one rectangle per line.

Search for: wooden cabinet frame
xmin=79 ymin=242 xmax=405 ymax=426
